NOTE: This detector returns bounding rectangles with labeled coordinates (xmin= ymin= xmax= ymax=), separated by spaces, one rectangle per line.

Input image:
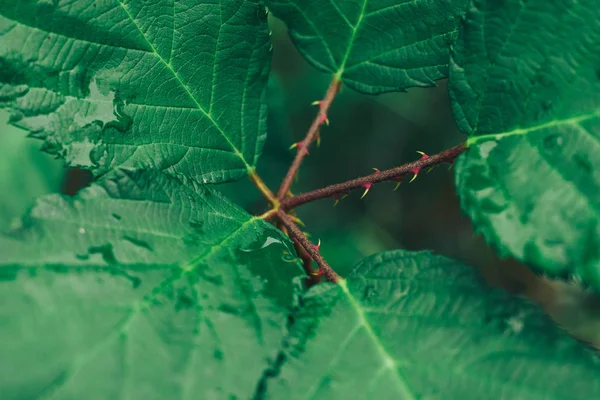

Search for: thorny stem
xmin=277 ymin=220 xmax=321 ymax=285
xmin=281 ymin=144 xmax=466 ymax=210
xmin=277 ymin=211 xmax=341 ymax=283
xmin=276 ymin=77 xmax=342 ymax=200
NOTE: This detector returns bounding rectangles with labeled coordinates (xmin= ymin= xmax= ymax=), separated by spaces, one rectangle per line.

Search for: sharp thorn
xmin=360 ymin=187 xmax=370 ymax=199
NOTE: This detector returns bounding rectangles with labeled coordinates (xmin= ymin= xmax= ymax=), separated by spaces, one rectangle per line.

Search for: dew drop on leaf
xmin=122 ymin=235 xmax=153 ymax=252
xmin=543 ymin=134 xmax=563 ymax=151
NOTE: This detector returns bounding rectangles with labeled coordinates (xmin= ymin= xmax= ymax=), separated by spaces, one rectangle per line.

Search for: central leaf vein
xmin=116 ymin=0 xmax=250 ymax=169
xmin=37 ymin=216 xmax=259 ymax=399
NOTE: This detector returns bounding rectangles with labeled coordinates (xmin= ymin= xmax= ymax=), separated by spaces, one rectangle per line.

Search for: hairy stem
xmin=276 ymin=77 xmax=342 ymax=200
xmin=276 ymin=211 xmax=341 ymax=283
xmin=281 ymin=144 xmax=466 ymax=209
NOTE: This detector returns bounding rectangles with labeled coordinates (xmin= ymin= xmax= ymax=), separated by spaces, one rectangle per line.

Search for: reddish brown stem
xmin=276 ymin=77 xmax=342 ymax=200
xmin=277 ymin=219 xmax=321 ymax=285
xmin=293 ymin=239 xmax=322 ymax=286
xmin=281 ymin=144 xmax=466 ymax=209
xmin=276 ymin=211 xmax=341 ymax=283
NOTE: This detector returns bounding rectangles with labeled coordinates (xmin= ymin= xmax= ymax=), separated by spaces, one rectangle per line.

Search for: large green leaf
xmin=261 ymin=251 xmax=600 ymax=399
xmin=266 ymin=0 xmax=468 ymax=93
xmin=0 ymin=0 xmax=271 ymax=183
xmin=0 ymin=170 xmax=302 ymax=400
xmin=0 ymin=110 xmax=64 ymax=229
xmin=450 ymin=0 xmax=600 ymax=288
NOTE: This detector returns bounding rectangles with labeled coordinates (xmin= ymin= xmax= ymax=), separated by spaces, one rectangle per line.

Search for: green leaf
xmin=0 ymin=0 xmax=271 ymax=183
xmin=0 ymin=110 xmax=64 ymax=229
xmin=266 ymin=0 xmax=468 ymax=93
xmin=0 ymin=170 xmax=302 ymax=399
xmin=262 ymin=250 xmax=600 ymax=399
xmin=450 ymin=0 xmax=600 ymax=288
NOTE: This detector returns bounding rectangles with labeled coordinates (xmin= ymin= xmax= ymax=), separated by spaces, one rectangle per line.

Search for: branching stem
xmin=276 ymin=77 xmax=342 ymax=200
xmin=281 ymin=144 xmax=466 ymax=209
xmin=276 ymin=211 xmax=341 ymax=283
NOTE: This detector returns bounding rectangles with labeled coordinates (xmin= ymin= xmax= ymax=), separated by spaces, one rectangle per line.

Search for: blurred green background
xmin=2 ymin=17 xmax=600 ymax=347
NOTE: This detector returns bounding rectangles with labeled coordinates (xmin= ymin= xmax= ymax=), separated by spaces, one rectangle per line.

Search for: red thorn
xmin=290 ymin=141 xmax=309 ymax=155
xmin=332 ymin=192 xmax=348 ymax=206
xmin=360 ymin=182 xmax=372 ymax=199
xmin=360 ymin=169 xmax=379 ymax=199
xmin=408 ymin=151 xmax=429 ymax=183
xmin=311 ymin=268 xmax=325 ymax=277
xmin=312 ymin=100 xmax=329 ymax=126
xmin=393 ymin=176 xmax=403 ymax=191
xmin=318 ymin=113 xmax=329 ymax=126
xmin=313 ymin=239 xmax=321 ymax=252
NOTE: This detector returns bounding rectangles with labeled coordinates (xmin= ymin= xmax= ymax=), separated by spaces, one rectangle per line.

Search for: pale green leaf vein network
xmin=116 ymin=0 xmax=251 ymax=170
xmin=467 ymin=108 xmax=600 ymax=146
xmin=363 ymin=0 xmax=416 ymax=20
xmin=329 ymin=0 xmax=353 ymax=28
xmin=288 ymin=1 xmax=336 ymax=66
xmin=3 ymin=14 xmax=152 ymax=54
xmin=468 ymin=1 xmax=527 ymax=134
xmin=304 ymin=279 xmax=415 ymax=400
xmin=334 ymin=0 xmax=368 ymax=77
xmin=302 ymin=324 xmax=362 ymax=400
xmin=36 ymin=216 xmax=259 ymax=398
xmin=343 ymin=29 xmax=458 ymax=73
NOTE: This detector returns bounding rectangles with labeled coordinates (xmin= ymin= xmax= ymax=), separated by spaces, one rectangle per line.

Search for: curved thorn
xmin=360 ymin=187 xmax=370 ymax=199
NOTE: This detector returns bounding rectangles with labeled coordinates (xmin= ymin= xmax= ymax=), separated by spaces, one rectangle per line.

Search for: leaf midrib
xmin=34 ymin=216 xmax=259 ymax=399
xmin=334 ymin=0 xmax=368 ymax=77
xmin=302 ymin=280 xmax=416 ymax=400
xmin=116 ymin=0 xmax=251 ymax=171
xmin=467 ymin=108 xmax=600 ymax=146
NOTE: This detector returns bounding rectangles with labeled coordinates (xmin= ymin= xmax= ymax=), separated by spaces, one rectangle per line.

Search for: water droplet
xmin=189 ymin=221 xmax=204 ymax=234
xmin=88 ymin=243 xmax=117 ymax=265
xmin=122 ymin=235 xmax=153 ymax=251
xmin=542 ymin=100 xmax=552 ymax=110
xmin=0 ymin=267 xmax=18 ymax=282
xmin=106 ymin=97 xmax=133 ymax=133
xmin=175 ymin=291 xmax=194 ymax=310
xmin=240 ymin=236 xmax=283 ymax=252
xmin=362 ymin=284 xmax=377 ymax=301
xmin=478 ymin=192 xmax=508 ymax=214
xmin=129 ymin=275 xmax=142 ymax=289
xmin=519 ymin=202 xmax=535 ymax=224
xmin=574 ymin=153 xmax=592 ymax=174
xmin=78 ymin=227 xmax=86 ymax=234
xmin=543 ymin=134 xmax=563 ymax=150
xmin=199 ymin=269 xmax=224 ymax=286
xmin=218 ymin=303 xmax=239 ymax=315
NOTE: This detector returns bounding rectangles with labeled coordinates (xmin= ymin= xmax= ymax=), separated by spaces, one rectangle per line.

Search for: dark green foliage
xmin=1 ymin=0 xmax=599 ymax=398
